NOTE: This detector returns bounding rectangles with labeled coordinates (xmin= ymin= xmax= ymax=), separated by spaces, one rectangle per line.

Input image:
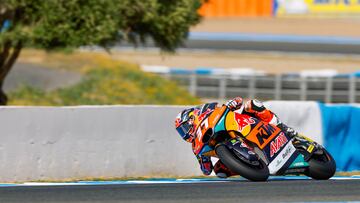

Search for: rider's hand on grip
xmin=225 ymin=97 xmax=243 ymax=110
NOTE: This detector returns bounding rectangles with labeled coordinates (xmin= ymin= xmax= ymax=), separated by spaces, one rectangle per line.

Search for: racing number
xmin=196 ymin=118 xmax=209 ymax=142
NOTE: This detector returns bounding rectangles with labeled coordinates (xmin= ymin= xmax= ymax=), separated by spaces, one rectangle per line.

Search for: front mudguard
xmin=221 ymin=138 xmax=259 ymax=165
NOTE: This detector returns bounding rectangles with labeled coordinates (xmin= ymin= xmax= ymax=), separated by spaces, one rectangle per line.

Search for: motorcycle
xmin=193 ymin=105 xmax=336 ymax=181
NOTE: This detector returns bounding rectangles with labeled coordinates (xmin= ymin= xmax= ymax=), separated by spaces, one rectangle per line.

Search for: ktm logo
xmin=270 ymin=132 xmax=288 ymax=157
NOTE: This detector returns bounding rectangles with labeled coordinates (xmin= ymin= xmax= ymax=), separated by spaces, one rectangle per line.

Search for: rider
xmin=175 ymin=97 xmax=298 ymax=178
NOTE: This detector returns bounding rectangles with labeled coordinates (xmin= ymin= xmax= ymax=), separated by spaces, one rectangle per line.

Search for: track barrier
xmin=0 ymin=102 xmax=358 ymax=182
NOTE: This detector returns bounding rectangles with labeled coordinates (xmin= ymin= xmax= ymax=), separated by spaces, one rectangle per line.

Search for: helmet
xmin=175 ymin=108 xmax=199 ymax=143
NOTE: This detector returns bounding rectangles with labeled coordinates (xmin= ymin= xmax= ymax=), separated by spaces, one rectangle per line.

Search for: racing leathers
xmin=193 ymin=97 xmax=298 ymax=177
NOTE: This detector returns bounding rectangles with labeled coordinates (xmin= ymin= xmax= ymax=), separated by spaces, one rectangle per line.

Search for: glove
xmin=198 ymin=156 xmax=213 ymax=176
xmin=226 ymin=97 xmax=243 ymax=110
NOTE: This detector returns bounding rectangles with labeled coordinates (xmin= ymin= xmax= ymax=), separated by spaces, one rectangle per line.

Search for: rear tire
xmin=306 ymin=148 xmax=336 ymax=180
xmin=216 ymin=144 xmax=269 ymax=181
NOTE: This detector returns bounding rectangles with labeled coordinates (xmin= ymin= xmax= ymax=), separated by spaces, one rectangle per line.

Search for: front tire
xmin=306 ymin=148 xmax=336 ymax=180
xmin=216 ymin=144 xmax=269 ymax=181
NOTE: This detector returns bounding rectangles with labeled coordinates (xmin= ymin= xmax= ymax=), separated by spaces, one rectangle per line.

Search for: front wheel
xmin=305 ymin=148 xmax=336 ymax=180
xmin=215 ymin=144 xmax=269 ymax=181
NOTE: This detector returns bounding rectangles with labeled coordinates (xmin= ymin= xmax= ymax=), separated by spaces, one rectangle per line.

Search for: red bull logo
xmin=234 ymin=114 xmax=256 ymax=136
xmin=270 ymin=132 xmax=288 ymax=157
xmin=235 ymin=114 xmax=255 ymax=131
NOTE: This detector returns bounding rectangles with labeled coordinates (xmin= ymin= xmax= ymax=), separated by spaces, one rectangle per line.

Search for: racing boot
xmin=292 ymin=134 xmax=323 ymax=156
xmin=278 ymin=123 xmax=323 ymax=157
xmin=276 ymin=120 xmax=324 ymax=160
xmin=277 ymin=122 xmax=310 ymax=151
xmin=214 ymin=160 xmax=237 ymax=178
xmin=277 ymin=122 xmax=298 ymax=138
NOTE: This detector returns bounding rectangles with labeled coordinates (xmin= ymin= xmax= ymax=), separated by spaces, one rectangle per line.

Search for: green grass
xmin=9 ymin=51 xmax=200 ymax=106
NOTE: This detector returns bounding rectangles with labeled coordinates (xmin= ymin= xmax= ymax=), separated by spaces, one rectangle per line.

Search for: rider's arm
xmin=244 ymin=99 xmax=280 ymax=125
xmin=225 ymin=97 xmax=244 ymax=111
xmin=226 ymin=97 xmax=279 ymax=125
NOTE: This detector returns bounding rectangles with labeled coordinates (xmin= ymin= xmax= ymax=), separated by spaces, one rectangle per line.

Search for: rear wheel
xmin=216 ymin=144 xmax=269 ymax=181
xmin=305 ymin=148 xmax=336 ymax=180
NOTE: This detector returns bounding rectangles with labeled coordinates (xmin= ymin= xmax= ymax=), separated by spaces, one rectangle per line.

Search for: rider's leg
xmin=245 ymin=99 xmax=315 ymax=152
xmin=245 ymin=100 xmax=295 ymax=135
xmin=214 ymin=160 xmax=237 ymax=178
xmin=277 ymin=122 xmax=298 ymax=138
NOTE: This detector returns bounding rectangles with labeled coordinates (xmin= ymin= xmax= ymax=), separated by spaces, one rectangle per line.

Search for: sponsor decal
xmin=268 ymin=142 xmax=296 ymax=174
xmin=282 ymin=144 xmax=293 ymax=159
xmin=307 ymin=144 xmax=315 ymax=153
xmin=270 ymin=132 xmax=288 ymax=157
xmin=292 ymin=162 xmax=307 ymax=167
xmin=234 ymin=114 xmax=255 ymax=135
xmin=247 ymin=122 xmax=280 ymax=149
xmin=276 ymin=159 xmax=283 ymax=168
xmin=276 ymin=0 xmax=360 ymax=16
xmin=289 ymin=155 xmax=309 ymax=168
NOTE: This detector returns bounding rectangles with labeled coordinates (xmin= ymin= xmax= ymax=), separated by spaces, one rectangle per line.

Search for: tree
xmin=0 ymin=0 xmax=203 ymax=105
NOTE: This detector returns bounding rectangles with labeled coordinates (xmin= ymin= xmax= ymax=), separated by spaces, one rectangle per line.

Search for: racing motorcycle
xmin=193 ymin=105 xmax=336 ymax=181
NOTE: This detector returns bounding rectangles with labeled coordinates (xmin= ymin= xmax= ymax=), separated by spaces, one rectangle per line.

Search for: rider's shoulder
xmin=193 ymin=102 xmax=219 ymax=120
xmin=200 ymin=102 xmax=219 ymax=111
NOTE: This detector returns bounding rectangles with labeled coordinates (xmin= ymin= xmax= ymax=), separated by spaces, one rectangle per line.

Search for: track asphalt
xmin=0 ymin=176 xmax=359 ymax=203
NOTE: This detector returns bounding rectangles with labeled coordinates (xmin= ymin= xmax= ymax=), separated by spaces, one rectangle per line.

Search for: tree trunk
xmin=1 ymin=6 xmax=24 ymax=105
xmin=0 ymin=81 xmax=8 ymax=105
xmin=0 ymin=41 xmax=22 ymax=105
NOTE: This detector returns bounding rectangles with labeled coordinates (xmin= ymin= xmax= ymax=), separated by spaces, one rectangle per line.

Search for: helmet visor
xmin=176 ymin=120 xmax=194 ymax=141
